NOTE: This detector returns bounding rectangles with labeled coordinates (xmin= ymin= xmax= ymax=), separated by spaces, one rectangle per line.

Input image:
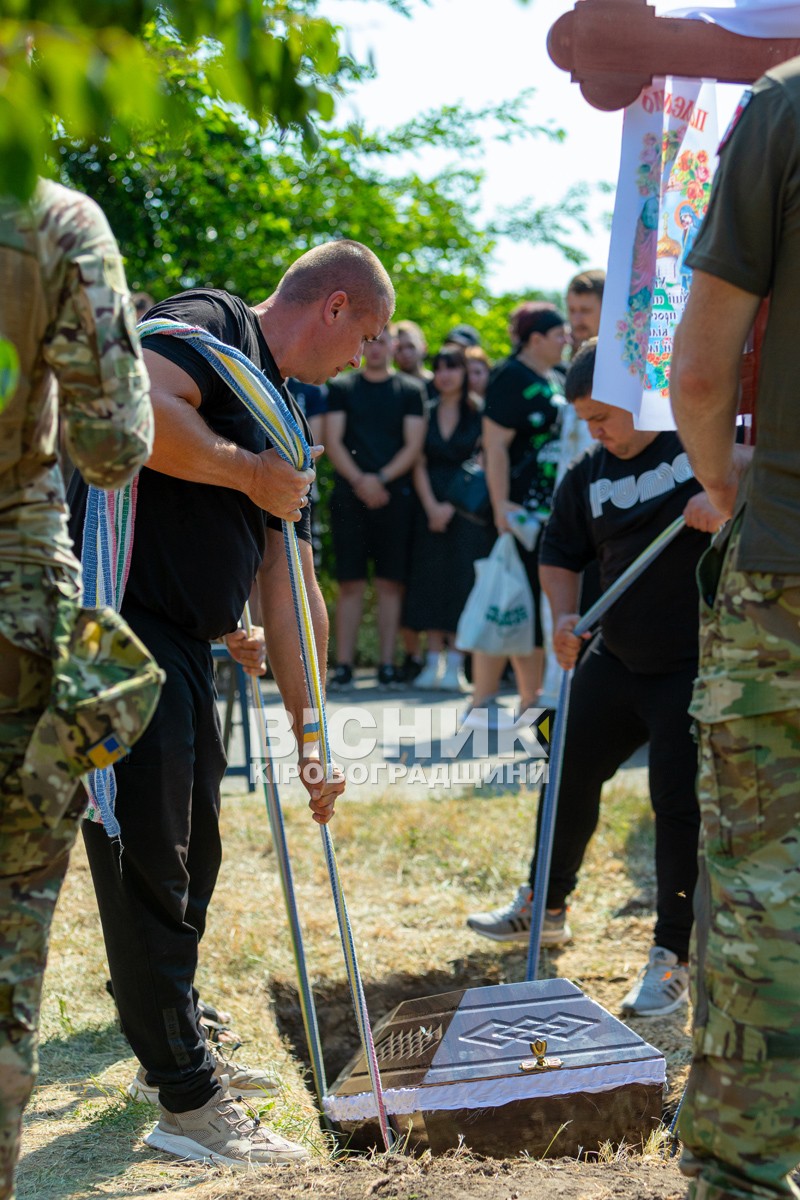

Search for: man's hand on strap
xmin=246 ymin=445 xmax=322 ymax=521
xmin=300 ymin=751 xmax=345 ymax=825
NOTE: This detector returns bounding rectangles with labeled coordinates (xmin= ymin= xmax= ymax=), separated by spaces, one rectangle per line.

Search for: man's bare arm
xmin=671 ymin=271 xmax=761 ymax=518
xmin=323 ymin=409 xmax=363 ymax=487
xmin=539 ymin=564 xmax=587 ymax=670
xmin=143 ymin=349 xmax=315 ymax=521
xmin=483 ymin=416 xmax=515 ymax=532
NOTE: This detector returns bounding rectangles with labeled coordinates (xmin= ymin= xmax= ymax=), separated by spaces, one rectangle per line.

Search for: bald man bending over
xmin=73 ymin=241 xmax=395 ymax=1168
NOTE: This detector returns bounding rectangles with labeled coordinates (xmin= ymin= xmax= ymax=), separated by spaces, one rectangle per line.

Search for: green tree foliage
xmin=0 ymin=1 xmax=349 ymax=198
xmin=57 ymin=37 xmax=573 ymax=360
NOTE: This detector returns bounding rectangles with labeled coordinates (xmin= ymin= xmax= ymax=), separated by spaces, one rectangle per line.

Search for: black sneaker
xmin=328 ymin=664 xmax=353 ymax=691
xmin=377 ymin=663 xmax=403 ymax=689
xmin=399 ymin=653 xmax=424 ymax=683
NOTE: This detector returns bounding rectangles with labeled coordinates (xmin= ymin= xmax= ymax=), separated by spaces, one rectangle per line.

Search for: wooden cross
xmin=548 ymin=0 xmax=800 ymax=111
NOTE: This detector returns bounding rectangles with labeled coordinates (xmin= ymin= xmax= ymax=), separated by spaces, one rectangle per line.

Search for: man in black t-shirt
xmin=325 ymin=326 xmax=427 ymax=688
xmin=392 ymin=319 xmax=433 ymax=386
xmin=468 ymin=340 xmax=724 ymax=1018
xmin=76 ymin=241 xmax=395 ymax=1168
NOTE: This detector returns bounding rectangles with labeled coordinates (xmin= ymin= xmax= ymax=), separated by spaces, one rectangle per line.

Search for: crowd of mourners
xmin=291 ymin=269 xmax=607 ymax=714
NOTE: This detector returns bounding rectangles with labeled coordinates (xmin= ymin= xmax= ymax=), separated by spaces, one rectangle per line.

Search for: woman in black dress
xmin=404 ymin=347 xmax=493 ymax=691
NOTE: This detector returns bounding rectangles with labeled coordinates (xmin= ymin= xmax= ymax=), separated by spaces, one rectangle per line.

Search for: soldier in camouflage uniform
xmin=672 ymin=58 xmax=800 ymax=1200
xmin=0 ymin=178 xmax=152 ymax=1200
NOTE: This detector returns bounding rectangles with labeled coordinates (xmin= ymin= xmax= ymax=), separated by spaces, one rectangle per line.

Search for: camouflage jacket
xmin=0 ymin=178 xmax=152 ymax=644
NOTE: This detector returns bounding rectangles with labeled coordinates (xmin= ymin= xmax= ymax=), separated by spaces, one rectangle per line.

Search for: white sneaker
xmin=439 ymin=664 xmax=468 ymax=692
xmin=144 ymin=1091 xmax=309 ymax=1167
xmin=415 ymin=660 xmax=443 ymax=690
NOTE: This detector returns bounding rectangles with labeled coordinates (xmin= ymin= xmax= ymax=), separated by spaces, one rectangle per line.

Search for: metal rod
xmin=526 ymin=668 xmax=573 ymax=982
xmin=242 ymin=602 xmax=329 ymax=1114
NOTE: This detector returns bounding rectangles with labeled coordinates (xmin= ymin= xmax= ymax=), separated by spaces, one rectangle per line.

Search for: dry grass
xmin=18 ymin=768 xmax=690 ymax=1200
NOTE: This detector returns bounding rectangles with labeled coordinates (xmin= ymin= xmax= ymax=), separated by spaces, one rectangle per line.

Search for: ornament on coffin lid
xmin=519 ymin=1037 xmax=563 ymax=1072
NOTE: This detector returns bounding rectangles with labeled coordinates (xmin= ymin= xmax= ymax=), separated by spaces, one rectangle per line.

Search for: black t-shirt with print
xmin=483 ymin=355 xmax=564 ymax=514
xmin=326 ymin=369 xmax=427 ymax=483
xmin=540 ymin=431 xmax=708 ymax=674
xmin=129 ymin=288 xmax=312 ymax=641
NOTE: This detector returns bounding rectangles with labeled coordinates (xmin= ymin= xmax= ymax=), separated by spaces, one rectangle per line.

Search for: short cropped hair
xmin=444 ymin=323 xmax=481 ymax=347
xmin=276 ymin=240 xmax=395 ymax=317
xmin=391 ymin=319 xmax=427 ymax=350
xmin=464 ymin=344 xmax=491 ymax=369
xmin=564 ymin=337 xmax=597 ymax=402
xmin=566 ymin=269 xmax=605 ymax=301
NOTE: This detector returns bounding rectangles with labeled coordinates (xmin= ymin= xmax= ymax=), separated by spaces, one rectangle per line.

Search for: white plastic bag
xmin=456 ymin=533 xmax=534 ymax=656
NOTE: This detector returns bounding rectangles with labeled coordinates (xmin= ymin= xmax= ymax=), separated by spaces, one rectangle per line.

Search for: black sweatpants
xmin=529 ymin=638 xmax=700 ymax=961
xmin=82 ymin=602 xmax=227 ymax=1113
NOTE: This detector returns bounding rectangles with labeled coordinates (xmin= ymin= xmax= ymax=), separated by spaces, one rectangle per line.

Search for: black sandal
xmin=197 ymin=998 xmax=233 ymax=1027
xmin=106 ymin=981 xmax=243 ymax=1050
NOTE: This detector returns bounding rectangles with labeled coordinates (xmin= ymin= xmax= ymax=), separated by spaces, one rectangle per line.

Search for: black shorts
xmin=330 ymin=481 xmax=414 ymax=584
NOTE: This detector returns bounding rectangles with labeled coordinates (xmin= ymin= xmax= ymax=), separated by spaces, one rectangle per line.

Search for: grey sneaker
xmin=144 ymin=1091 xmax=310 ymax=1167
xmin=466 ymin=886 xmax=572 ymax=946
xmin=620 ymin=946 xmax=690 ymax=1017
xmin=540 ymin=906 xmax=573 ymax=948
xmin=129 ymin=1050 xmax=280 ymax=1105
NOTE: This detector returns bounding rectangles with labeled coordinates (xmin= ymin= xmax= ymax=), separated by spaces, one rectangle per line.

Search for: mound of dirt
xmin=205 ymin=1153 xmax=687 ymax=1200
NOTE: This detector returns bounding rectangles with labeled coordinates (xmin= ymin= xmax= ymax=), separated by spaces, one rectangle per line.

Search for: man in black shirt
xmin=325 ymin=326 xmax=427 ymax=688
xmin=392 ymin=319 xmax=433 ymax=385
xmin=468 ymin=339 xmax=723 ymax=1017
xmin=78 ymin=240 xmax=395 ymax=1168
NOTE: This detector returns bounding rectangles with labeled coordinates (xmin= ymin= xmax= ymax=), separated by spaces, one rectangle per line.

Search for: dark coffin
xmin=324 ymin=979 xmax=665 ymax=1157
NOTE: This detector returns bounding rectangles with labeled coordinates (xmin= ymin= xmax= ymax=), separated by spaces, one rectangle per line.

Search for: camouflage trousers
xmin=679 ymin=516 xmax=800 ymax=1200
xmin=0 ymin=568 xmax=84 ymax=1200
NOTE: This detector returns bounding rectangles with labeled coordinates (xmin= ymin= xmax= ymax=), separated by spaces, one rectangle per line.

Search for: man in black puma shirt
xmin=76 ymin=241 xmax=395 ymax=1167
xmin=468 ymin=339 xmax=723 ymax=1018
